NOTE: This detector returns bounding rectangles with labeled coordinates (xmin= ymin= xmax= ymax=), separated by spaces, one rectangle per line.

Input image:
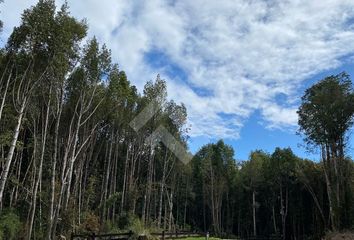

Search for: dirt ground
xmin=325 ymin=232 xmax=354 ymax=240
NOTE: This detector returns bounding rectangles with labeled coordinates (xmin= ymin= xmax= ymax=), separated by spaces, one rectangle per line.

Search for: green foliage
xmin=192 ymin=140 xmax=236 ymax=234
xmin=98 ymin=192 xmax=121 ymax=212
xmin=116 ymin=213 xmax=144 ymax=233
xmin=242 ymin=150 xmax=268 ymax=189
xmin=0 ymin=209 xmax=21 ymax=240
xmin=130 ymin=216 xmax=147 ymax=236
xmin=298 ymin=72 xmax=354 ymax=147
xmin=80 ymin=212 xmax=100 ymax=233
xmin=298 ymin=72 xmax=354 ymax=230
xmin=101 ymin=220 xmax=120 ymax=234
xmin=0 ymin=1 xmax=353 ymax=240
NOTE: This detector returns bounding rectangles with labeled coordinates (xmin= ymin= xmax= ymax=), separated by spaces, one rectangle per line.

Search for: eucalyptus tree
xmin=296 ymin=159 xmax=326 ymax=229
xmin=46 ymin=4 xmax=87 ymax=238
xmin=140 ymin=76 xmax=168 ymax=224
xmin=0 ymin=0 xmax=58 ymax=209
xmin=101 ymin=65 xmax=137 ymax=221
xmin=298 ymin=72 xmax=354 ymax=230
xmin=51 ymin=37 xmax=110 ymax=237
xmin=241 ymin=150 xmax=267 ymax=236
xmin=0 ymin=1 xmax=87 ymax=238
xmin=3 ymin=1 xmax=354 ymax=239
xmin=192 ymin=140 xmax=235 ymax=234
xmin=263 ymin=148 xmax=297 ymax=240
xmin=156 ymin=100 xmax=188 ymax=229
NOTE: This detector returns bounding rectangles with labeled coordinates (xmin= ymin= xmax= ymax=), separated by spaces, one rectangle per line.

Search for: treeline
xmin=0 ymin=1 xmax=189 ymax=239
xmin=0 ymin=1 xmax=353 ymax=240
xmin=192 ymin=72 xmax=354 ymax=239
xmin=190 ymin=142 xmax=354 ymax=239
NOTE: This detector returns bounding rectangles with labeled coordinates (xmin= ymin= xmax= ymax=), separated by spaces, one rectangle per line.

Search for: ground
xmin=325 ymin=232 xmax=354 ymax=240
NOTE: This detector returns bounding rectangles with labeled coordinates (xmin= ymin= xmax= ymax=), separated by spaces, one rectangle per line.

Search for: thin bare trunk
xmin=0 ymin=68 xmax=12 ymax=122
xmin=253 ymin=190 xmax=256 ymax=236
xmin=28 ymin=85 xmax=52 ymax=240
xmin=102 ymin=129 xmax=114 ymax=220
xmin=120 ymin=143 xmax=130 ymax=214
xmin=168 ymin=189 xmax=174 ymax=231
xmin=322 ymin=146 xmax=336 ymax=230
xmin=273 ymin=205 xmax=277 ymax=233
xmin=158 ymin=148 xmax=168 ymax=229
xmin=0 ymin=98 xmax=27 ymax=208
xmin=47 ymin=84 xmax=64 ymax=240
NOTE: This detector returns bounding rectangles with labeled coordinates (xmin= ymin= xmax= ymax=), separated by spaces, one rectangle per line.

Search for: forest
xmin=0 ymin=1 xmax=353 ymax=240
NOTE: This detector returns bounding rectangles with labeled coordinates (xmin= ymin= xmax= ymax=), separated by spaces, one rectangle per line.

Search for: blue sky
xmin=2 ymin=0 xmax=354 ymax=161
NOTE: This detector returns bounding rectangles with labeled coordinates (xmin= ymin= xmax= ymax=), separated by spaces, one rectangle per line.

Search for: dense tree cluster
xmin=0 ymin=1 xmax=353 ymax=240
xmin=0 ymin=1 xmax=188 ymax=239
xmin=190 ymin=143 xmax=354 ymax=239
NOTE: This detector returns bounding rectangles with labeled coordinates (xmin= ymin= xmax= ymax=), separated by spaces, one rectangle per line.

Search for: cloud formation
xmin=2 ymin=0 xmax=354 ymax=139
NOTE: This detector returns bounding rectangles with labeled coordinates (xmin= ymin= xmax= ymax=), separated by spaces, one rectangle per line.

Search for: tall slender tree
xmin=298 ymin=72 xmax=354 ymax=230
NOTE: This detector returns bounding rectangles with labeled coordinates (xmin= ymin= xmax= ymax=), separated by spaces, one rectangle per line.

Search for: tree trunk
xmin=0 ymin=67 xmax=12 ymax=122
xmin=0 ymin=98 xmax=27 ymax=208
xmin=253 ymin=190 xmax=257 ymax=236
xmin=168 ymin=189 xmax=174 ymax=231
xmin=158 ymin=148 xmax=168 ymax=229
xmin=273 ymin=205 xmax=277 ymax=233
xmin=121 ymin=142 xmax=130 ymax=214
xmin=322 ymin=146 xmax=336 ymax=230
xmin=102 ymin=129 xmax=114 ymax=220
xmin=47 ymin=85 xmax=64 ymax=239
xmin=27 ymin=85 xmax=52 ymax=240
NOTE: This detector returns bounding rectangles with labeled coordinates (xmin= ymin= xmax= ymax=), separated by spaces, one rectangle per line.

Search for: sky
xmin=1 ymin=0 xmax=354 ymax=161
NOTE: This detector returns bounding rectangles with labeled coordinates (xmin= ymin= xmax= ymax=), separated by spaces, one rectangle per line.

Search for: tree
xmin=0 ymin=1 xmax=353 ymax=239
xmin=268 ymin=148 xmax=297 ymax=240
xmin=192 ymin=140 xmax=235 ymax=234
xmin=0 ymin=0 xmax=58 ymax=209
xmin=241 ymin=150 xmax=267 ymax=236
xmin=298 ymin=72 xmax=354 ymax=230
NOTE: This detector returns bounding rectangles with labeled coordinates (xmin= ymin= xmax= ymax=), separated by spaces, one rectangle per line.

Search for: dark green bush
xmin=0 ymin=209 xmax=21 ymax=240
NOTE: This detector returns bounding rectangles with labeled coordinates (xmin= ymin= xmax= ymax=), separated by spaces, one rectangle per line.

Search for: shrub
xmin=80 ymin=212 xmax=100 ymax=233
xmin=0 ymin=209 xmax=21 ymax=240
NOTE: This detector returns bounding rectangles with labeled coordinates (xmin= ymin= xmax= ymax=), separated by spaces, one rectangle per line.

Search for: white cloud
xmin=0 ymin=0 xmax=37 ymax=41
xmin=2 ymin=0 xmax=354 ymax=139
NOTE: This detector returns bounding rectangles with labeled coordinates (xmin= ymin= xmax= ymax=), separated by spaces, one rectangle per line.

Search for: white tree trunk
xmin=27 ymin=86 xmax=52 ymax=240
xmin=0 ymin=69 xmax=12 ymax=122
xmin=0 ymin=98 xmax=27 ymax=208
xmin=253 ymin=190 xmax=257 ymax=236
xmin=47 ymin=86 xmax=64 ymax=239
